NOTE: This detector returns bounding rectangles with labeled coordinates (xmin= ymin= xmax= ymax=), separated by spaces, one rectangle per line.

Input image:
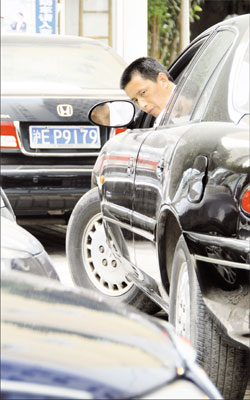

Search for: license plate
xmin=29 ymin=125 xmax=101 ymax=149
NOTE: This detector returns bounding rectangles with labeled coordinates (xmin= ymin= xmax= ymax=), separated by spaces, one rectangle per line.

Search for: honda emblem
xmin=57 ymin=104 xmax=73 ymax=117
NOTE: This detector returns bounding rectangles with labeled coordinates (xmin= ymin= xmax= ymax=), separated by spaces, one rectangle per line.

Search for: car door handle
xmin=156 ymin=159 xmax=164 ymax=179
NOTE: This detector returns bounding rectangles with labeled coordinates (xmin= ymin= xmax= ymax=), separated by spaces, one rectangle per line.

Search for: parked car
xmin=1 ymin=187 xmax=59 ymax=280
xmin=66 ymin=14 xmax=250 ymax=400
xmin=1 ymin=269 xmax=222 ymax=399
xmin=0 ymin=34 xmax=127 ymax=224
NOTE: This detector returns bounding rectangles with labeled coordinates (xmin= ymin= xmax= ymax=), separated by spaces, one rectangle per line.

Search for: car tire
xmin=66 ymin=187 xmax=157 ymax=313
xmin=169 ymin=235 xmax=249 ymax=400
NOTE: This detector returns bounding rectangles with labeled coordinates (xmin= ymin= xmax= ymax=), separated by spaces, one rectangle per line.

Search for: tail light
xmin=241 ymin=185 xmax=250 ymax=216
xmin=0 ymin=122 xmax=20 ymax=149
xmin=109 ymin=127 xmax=127 ymax=138
xmin=114 ymin=128 xmax=127 ymax=135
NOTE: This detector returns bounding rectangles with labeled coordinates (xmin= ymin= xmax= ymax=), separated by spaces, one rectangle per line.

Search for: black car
xmin=1 ymin=270 xmax=222 ymax=400
xmin=1 ymin=34 xmax=127 ymax=223
xmin=66 ymin=14 xmax=250 ymax=400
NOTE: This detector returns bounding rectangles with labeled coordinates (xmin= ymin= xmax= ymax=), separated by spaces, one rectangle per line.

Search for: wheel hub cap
xmin=82 ymin=213 xmax=133 ymax=296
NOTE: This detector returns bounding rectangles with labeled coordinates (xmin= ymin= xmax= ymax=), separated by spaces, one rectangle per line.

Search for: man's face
xmin=124 ymin=72 xmax=169 ymax=118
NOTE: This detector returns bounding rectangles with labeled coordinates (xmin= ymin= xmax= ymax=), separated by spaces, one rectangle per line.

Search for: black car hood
xmin=1 ymin=272 xmax=184 ymax=399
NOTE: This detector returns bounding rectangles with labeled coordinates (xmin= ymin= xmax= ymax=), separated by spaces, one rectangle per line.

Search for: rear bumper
xmin=1 ymin=166 xmax=92 ymax=217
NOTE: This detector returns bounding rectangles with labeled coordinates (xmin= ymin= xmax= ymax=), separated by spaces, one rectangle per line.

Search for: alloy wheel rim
xmin=175 ymin=260 xmax=191 ymax=339
xmin=82 ymin=212 xmax=133 ymax=296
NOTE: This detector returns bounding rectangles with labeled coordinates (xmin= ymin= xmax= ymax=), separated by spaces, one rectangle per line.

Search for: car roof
xmin=195 ymin=13 xmax=249 ymax=39
xmin=1 ymin=33 xmax=111 ymax=50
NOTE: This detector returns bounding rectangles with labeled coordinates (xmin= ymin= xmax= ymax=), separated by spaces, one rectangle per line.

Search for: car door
xmin=101 ymin=127 xmax=152 ymax=266
xmin=132 ymin=29 xmax=236 ymax=281
xmin=132 ymin=124 xmax=190 ymax=284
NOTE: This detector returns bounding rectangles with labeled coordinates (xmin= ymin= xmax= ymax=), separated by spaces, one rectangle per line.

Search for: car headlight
xmin=1 ymin=248 xmax=46 ymax=276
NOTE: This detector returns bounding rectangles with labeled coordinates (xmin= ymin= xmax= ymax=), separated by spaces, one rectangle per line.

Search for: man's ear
xmin=157 ymin=72 xmax=169 ymax=86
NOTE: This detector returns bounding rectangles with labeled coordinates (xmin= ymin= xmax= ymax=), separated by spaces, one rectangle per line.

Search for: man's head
xmin=120 ymin=57 xmax=174 ymax=118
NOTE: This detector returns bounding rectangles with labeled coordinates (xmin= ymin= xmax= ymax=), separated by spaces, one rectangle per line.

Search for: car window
xmin=191 ymin=41 xmax=233 ymax=121
xmin=164 ymin=30 xmax=235 ymax=126
xmin=168 ymin=37 xmax=207 ymax=83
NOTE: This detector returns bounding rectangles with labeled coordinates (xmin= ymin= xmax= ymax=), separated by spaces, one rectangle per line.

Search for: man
xmin=120 ymin=57 xmax=176 ymax=126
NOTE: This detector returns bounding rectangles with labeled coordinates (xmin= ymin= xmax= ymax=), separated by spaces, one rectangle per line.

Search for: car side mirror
xmin=88 ymin=100 xmax=136 ymax=128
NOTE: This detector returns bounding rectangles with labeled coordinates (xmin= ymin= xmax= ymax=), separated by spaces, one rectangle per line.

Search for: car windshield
xmin=1 ymin=36 xmax=126 ymax=95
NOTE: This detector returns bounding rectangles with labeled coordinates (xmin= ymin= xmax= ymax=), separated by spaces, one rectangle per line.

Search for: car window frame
xmin=168 ymin=35 xmax=210 ymax=81
xmin=133 ymin=35 xmax=210 ymax=130
xmin=158 ymin=32 xmax=217 ymax=128
xmin=191 ymin=28 xmax=237 ymax=122
xmin=161 ymin=27 xmax=237 ymax=127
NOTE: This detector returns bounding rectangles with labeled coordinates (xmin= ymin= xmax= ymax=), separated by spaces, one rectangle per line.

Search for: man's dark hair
xmin=120 ymin=57 xmax=173 ymax=89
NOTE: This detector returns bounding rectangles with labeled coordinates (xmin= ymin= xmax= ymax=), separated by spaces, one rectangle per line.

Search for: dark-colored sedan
xmin=1 ymin=34 xmax=127 ymax=224
xmin=1 ymin=270 xmax=222 ymax=399
xmin=66 ymin=14 xmax=250 ymax=400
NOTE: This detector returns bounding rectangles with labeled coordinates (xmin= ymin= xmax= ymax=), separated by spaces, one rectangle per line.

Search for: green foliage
xmin=148 ymin=0 xmax=204 ymax=67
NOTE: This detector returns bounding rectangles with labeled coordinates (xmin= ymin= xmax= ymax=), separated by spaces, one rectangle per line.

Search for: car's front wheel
xmin=169 ymin=235 xmax=249 ymax=400
xmin=66 ymin=187 xmax=157 ymax=312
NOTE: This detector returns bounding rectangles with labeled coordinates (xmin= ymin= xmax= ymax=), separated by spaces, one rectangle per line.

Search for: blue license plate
xmin=29 ymin=126 xmax=101 ymax=149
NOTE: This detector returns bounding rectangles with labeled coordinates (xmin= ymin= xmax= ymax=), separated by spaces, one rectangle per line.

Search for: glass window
xmin=84 ymin=0 xmax=108 ymax=11
xmin=169 ymin=38 xmax=206 ymax=83
xmin=83 ymin=13 xmax=109 ymax=37
xmin=164 ymin=30 xmax=235 ymax=126
xmin=80 ymin=0 xmax=111 ymax=46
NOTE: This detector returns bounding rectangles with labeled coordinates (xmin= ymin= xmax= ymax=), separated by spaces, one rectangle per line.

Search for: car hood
xmin=1 ymin=216 xmax=44 ymax=256
xmin=1 ymin=271 xmax=187 ymax=399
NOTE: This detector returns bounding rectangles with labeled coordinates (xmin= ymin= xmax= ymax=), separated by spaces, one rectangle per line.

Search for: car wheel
xmin=66 ymin=187 xmax=157 ymax=312
xmin=169 ymin=235 xmax=249 ymax=400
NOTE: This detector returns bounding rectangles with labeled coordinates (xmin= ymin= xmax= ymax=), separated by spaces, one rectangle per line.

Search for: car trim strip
xmin=104 ymin=216 xmax=155 ymax=242
xmin=194 ymin=254 xmax=250 ymax=270
xmin=185 ymin=231 xmax=249 ymax=253
xmin=20 ymin=147 xmax=100 ymax=157
xmin=1 ymin=167 xmax=93 ymax=175
xmin=127 ymin=273 xmax=170 ymax=313
xmin=185 ymin=231 xmax=250 ymax=269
